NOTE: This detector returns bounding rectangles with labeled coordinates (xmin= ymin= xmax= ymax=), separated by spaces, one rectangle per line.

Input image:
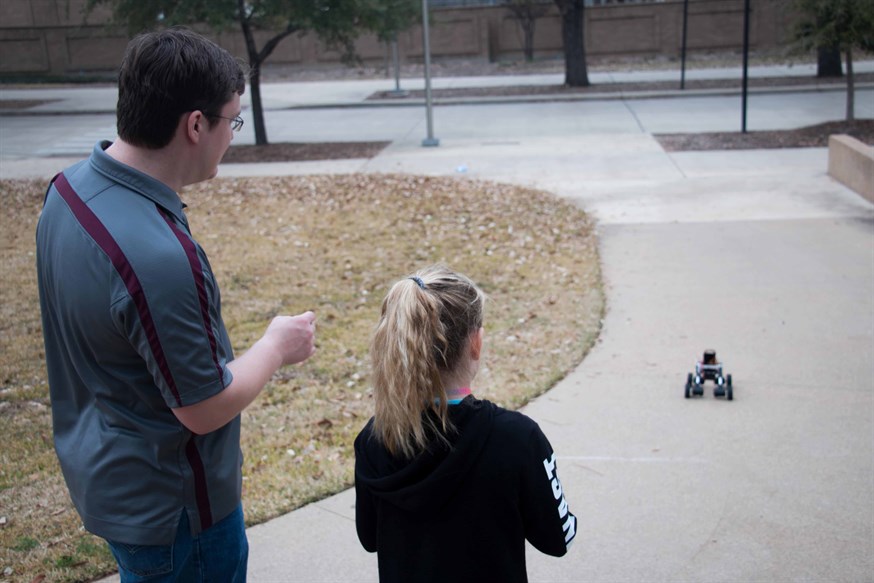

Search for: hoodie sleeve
xmin=355 ymin=479 xmax=378 ymax=553
xmin=520 ymin=422 xmax=577 ymax=556
xmin=354 ymin=426 xmax=378 ymax=553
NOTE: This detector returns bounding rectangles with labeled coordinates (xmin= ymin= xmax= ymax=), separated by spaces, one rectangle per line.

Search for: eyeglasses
xmin=208 ymin=114 xmax=244 ymax=132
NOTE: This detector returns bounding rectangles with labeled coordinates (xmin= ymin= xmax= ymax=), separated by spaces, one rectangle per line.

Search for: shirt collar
xmin=89 ymin=140 xmax=188 ymax=227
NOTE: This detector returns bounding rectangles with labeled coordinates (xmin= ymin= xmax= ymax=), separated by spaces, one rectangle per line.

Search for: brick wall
xmin=0 ymin=0 xmax=795 ymax=77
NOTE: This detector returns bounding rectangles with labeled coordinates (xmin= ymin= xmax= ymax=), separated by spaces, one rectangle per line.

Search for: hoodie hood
xmin=354 ymin=397 xmax=495 ymax=517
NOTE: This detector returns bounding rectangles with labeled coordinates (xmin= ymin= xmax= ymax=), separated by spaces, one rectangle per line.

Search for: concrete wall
xmin=0 ymin=0 xmax=795 ymax=77
xmin=828 ymin=135 xmax=874 ymax=203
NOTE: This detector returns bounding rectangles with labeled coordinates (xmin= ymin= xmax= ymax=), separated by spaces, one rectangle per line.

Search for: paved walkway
xmin=1 ymin=63 xmax=872 ymax=582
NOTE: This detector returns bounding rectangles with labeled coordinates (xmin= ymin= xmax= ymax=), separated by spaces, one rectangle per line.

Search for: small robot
xmin=685 ymin=349 xmax=732 ymax=400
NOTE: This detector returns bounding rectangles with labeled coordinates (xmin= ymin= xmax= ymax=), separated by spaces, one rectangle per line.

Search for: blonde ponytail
xmin=370 ymin=265 xmax=485 ymax=458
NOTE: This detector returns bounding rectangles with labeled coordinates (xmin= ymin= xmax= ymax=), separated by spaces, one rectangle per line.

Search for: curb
xmin=291 ymin=81 xmax=874 ymax=110
xmin=1 ymin=82 xmax=870 ymax=117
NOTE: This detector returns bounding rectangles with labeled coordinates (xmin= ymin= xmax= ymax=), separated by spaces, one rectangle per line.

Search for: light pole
xmin=680 ymin=0 xmax=689 ymax=90
xmin=387 ymin=34 xmax=409 ymax=98
xmin=741 ymin=0 xmax=751 ymax=133
xmin=421 ymin=0 xmax=439 ymax=147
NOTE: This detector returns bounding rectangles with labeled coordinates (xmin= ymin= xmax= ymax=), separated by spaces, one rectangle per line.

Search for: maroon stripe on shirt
xmin=159 ymin=210 xmax=220 ymax=533
xmin=54 ymin=174 xmax=214 ymax=530
xmin=52 ymin=173 xmax=184 ymax=406
xmin=159 ymin=210 xmax=225 ymax=385
xmin=186 ymin=437 xmax=214 ymax=529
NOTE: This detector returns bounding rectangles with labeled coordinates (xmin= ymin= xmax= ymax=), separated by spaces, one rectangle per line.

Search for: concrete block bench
xmin=828 ymin=134 xmax=874 ymax=203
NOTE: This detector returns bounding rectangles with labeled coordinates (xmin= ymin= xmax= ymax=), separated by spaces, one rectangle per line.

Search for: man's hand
xmin=264 ymin=311 xmax=317 ymax=366
xmin=173 ymin=310 xmax=317 ymax=434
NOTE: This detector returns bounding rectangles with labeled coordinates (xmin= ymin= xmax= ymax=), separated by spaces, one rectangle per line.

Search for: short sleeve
xmin=111 ymin=231 xmax=233 ymax=409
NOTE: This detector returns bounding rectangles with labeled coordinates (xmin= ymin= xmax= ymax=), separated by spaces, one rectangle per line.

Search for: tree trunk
xmin=236 ymin=0 xmax=295 ymax=145
xmin=817 ymin=46 xmax=843 ymax=77
xmin=508 ymin=5 xmax=547 ymax=64
xmin=249 ymin=64 xmax=268 ymax=145
xmin=557 ymin=0 xmax=588 ymax=87
xmin=523 ymin=19 xmax=536 ymax=62
xmin=238 ymin=6 xmax=269 ymax=145
xmin=845 ymin=48 xmax=854 ymax=122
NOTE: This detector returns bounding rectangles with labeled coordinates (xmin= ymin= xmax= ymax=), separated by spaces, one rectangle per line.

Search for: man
xmin=36 ymin=28 xmax=315 ymax=580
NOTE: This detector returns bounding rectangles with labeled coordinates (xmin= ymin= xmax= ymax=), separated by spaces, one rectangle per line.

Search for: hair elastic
xmin=409 ymin=276 xmax=426 ymax=290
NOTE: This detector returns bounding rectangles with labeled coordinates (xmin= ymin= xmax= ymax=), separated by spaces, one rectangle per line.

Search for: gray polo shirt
xmin=37 ymin=141 xmax=240 ymax=545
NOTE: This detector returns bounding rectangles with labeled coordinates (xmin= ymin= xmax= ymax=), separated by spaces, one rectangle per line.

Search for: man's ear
xmin=470 ymin=327 xmax=484 ymax=361
xmin=185 ymin=110 xmax=204 ymax=144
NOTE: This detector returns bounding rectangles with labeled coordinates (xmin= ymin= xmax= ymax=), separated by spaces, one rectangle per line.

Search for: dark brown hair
xmin=116 ymin=27 xmax=246 ymax=149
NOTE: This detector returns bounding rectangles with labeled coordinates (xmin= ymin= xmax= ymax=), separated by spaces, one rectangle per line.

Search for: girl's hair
xmin=370 ymin=265 xmax=486 ymax=459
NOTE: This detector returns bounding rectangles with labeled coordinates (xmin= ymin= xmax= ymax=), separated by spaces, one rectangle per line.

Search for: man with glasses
xmin=36 ymin=27 xmax=315 ymax=581
xmin=211 ymin=113 xmax=246 ymax=132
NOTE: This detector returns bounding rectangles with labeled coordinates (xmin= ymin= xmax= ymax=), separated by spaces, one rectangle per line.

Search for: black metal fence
xmin=429 ymin=0 xmax=665 ymax=6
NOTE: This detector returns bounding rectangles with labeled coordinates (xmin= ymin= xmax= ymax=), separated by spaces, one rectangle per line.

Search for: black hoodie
xmin=354 ymin=397 xmax=576 ymax=583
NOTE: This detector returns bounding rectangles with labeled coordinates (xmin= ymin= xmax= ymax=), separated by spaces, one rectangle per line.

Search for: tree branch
xmin=258 ymin=25 xmax=299 ymax=65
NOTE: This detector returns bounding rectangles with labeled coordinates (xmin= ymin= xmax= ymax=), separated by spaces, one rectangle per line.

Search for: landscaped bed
xmin=655 ymin=119 xmax=874 ymax=151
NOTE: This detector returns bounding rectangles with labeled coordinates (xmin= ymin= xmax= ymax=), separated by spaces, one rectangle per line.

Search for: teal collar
xmin=445 ymin=387 xmax=472 ymax=406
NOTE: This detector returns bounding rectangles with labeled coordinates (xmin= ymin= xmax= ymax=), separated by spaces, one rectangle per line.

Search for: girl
xmin=354 ymin=265 xmax=576 ymax=583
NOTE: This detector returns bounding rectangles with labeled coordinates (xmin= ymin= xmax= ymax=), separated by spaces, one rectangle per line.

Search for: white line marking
xmin=558 ymin=456 xmax=711 ymax=464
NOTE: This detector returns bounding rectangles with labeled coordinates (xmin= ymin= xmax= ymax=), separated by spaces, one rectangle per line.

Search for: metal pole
xmin=741 ymin=0 xmax=750 ymax=133
xmin=387 ymin=35 xmax=409 ymax=98
xmin=421 ymin=0 xmax=439 ymax=147
xmin=680 ymin=0 xmax=689 ymax=90
xmin=393 ymin=38 xmax=401 ymax=92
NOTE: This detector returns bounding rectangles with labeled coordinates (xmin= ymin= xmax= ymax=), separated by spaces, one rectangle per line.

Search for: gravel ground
xmin=367 ymin=72 xmax=873 ymax=100
xmin=221 ymin=141 xmax=390 ymax=163
xmin=655 ymin=120 xmax=874 ymax=151
xmin=258 ymin=49 xmax=830 ymax=82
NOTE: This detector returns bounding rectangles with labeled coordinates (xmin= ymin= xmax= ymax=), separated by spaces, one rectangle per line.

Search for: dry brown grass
xmin=0 ymin=174 xmax=603 ymax=582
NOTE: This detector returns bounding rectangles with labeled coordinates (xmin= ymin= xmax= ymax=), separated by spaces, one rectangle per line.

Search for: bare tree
xmin=506 ymin=0 xmax=551 ymax=62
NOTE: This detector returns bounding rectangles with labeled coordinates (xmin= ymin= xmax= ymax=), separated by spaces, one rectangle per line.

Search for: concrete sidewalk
xmin=2 ymin=64 xmax=872 ymax=582
xmin=237 ymin=133 xmax=874 ymax=582
xmin=236 ymin=142 xmax=874 ymax=583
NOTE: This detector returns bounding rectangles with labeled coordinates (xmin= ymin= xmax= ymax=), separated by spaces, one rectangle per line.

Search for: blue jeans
xmin=106 ymin=505 xmax=248 ymax=582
